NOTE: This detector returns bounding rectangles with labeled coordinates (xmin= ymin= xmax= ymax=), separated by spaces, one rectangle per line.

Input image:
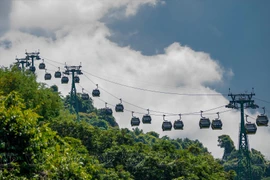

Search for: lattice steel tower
xmin=63 ymin=64 xmax=83 ymax=120
xmin=226 ymin=89 xmax=258 ymax=180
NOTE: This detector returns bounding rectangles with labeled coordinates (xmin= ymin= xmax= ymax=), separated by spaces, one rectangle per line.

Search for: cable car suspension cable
xmin=82 ymin=70 xmax=226 ymax=97
xmin=80 ymin=76 xmax=229 ymax=117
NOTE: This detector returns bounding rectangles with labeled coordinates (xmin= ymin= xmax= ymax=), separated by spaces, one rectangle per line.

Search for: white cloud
xmin=0 ymin=0 xmax=269 ymax=159
xmin=10 ymin=0 xmax=158 ymax=31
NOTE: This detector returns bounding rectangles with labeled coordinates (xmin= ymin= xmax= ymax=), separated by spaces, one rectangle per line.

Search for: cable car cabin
xmin=245 ymin=123 xmax=257 ymax=134
xmin=256 ymin=115 xmax=269 ymax=126
xmin=142 ymin=114 xmax=152 ymax=124
xmin=199 ymin=118 xmax=211 ymax=129
xmin=162 ymin=121 xmax=172 ymax=131
xmin=81 ymin=93 xmax=90 ymax=100
xmin=39 ymin=63 xmax=46 ymax=70
xmin=44 ymin=73 xmax=52 ymax=80
xmin=131 ymin=117 xmax=140 ymax=126
xmin=211 ymin=119 xmax=223 ymax=130
xmin=54 ymin=71 xmax=61 ymax=78
xmin=29 ymin=66 xmax=36 ymax=73
xmin=74 ymin=76 xmax=80 ymax=83
xmin=61 ymin=76 xmax=69 ymax=84
xmin=174 ymin=120 xmax=184 ymax=130
xmin=92 ymin=89 xmax=100 ymax=97
xmin=102 ymin=108 xmax=113 ymax=116
xmin=115 ymin=104 xmax=124 ymax=112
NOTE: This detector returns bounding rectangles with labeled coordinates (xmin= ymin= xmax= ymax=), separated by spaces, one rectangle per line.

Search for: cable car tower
xmin=225 ymin=89 xmax=258 ymax=180
xmin=63 ymin=64 xmax=83 ymax=120
xmin=25 ymin=51 xmax=41 ymax=73
xmin=15 ymin=57 xmax=29 ymax=72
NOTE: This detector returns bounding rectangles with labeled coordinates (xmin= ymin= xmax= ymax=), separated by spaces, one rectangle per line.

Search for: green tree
xmin=0 ymin=91 xmax=39 ymax=177
xmin=0 ymin=66 xmax=62 ymax=121
xmin=218 ymin=135 xmax=236 ymax=160
xmin=0 ymin=91 xmax=129 ymax=179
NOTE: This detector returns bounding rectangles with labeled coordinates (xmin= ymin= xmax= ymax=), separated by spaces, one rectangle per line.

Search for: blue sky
xmin=106 ymin=0 xmax=270 ymax=111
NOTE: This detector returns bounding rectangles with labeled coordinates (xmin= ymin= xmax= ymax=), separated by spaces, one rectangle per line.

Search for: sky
xmin=0 ymin=0 xmax=269 ymax=159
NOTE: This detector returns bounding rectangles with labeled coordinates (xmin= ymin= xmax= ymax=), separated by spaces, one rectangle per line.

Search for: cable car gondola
xmin=212 ymin=119 xmax=222 ymax=130
xmin=131 ymin=111 xmax=140 ymax=126
xmin=54 ymin=67 xmax=62 ymax=78
xmin=29 ymin=66 xmax=36 ymax=73
xmin=245 ymin=123 xmax=257 ymax=134
xmin=256 ymin=115 xmax=269 ymax=126
xmin=105 ymin=104 xmax=113 ymax=116
xmin=142 ymin=109 xmax=152 ymax=124
xmin=256 ymin=107 xmax=269 ymax=126
xmin=44 ymin=70 xmax=52 ymax=80
xmin=199 ymin=111 xmax=210 ymax=129
xmin=245 ymin=115 xmax=257 ymax=134
xmin=200 ymin=118 xmax=211 ymax=129
xmin=174 ymin=120 xmax=184 ymax=130
xmin=81 ymin=93 xmax=89 ymax=100
xmin=174 ymin=114 xmax=184 ymax=130
xmin=104 ymin=108 xmax=113 ymax=116
xmin=54 ymin=71 xmax=61 ymax=78
xmin=39 ymin=60 xmax=46 ymax=70
xmin=92 ymin=84 xmax=100 ymax=97
xmin=211 ymin=112 xmax=223 ymax=130
xmin=81 ymin=88 xmax=90 ymax=100
xmin=99 ymin=103 xmax=113 ymax=116
xmin=61 ymin=76 xmax=69 ymax=84
xmin=74 ymin=76 xmax=80 ymax=83
xmin=162 ymin=115 xmax=172 ymax=131
xmin=115 ymin=99 xmax=124 ymax=112
xmin=101 ymin=103 xmax=113 ymax=116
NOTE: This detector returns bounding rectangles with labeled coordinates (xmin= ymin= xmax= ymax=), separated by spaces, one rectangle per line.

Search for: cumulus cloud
xmin=0 ymin=0 xmax=269 ymax=159
xmin=10 ymin=0 xmax=158 ymax=31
